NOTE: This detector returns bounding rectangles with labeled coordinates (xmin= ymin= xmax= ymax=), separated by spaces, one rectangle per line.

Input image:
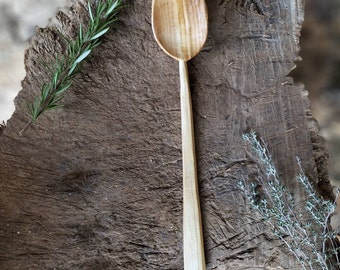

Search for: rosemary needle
xmin=19 ymin=0 xmax=125 ymax=135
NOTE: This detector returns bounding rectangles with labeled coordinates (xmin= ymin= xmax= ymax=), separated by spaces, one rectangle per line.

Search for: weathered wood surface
xmin=0 ymin=0 xmax=332 ymax=269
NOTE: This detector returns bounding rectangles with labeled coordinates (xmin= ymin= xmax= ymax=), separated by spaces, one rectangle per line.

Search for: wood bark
xmin=0 ymin=0 xmax=333 ymax=269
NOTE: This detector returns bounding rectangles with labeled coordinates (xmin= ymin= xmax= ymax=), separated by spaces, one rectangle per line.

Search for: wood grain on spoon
xmin=152 ymin=1 xmax=208 ymax=269
xmin=152 ymin=0 xmax=208 ymax=61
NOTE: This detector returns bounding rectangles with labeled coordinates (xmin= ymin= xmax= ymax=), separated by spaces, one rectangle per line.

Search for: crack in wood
xmin=0 ymin=121 xmax=6 ymax=136
xmin=221 ymin=245 xmax=257 ymax=260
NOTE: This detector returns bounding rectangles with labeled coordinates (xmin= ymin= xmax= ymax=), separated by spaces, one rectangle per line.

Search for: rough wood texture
xmin=0 ymin=0 xmax=333 ymax=269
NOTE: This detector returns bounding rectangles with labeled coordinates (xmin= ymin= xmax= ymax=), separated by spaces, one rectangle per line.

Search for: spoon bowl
xmin=152 ymin=0 xmax=208 ymax=61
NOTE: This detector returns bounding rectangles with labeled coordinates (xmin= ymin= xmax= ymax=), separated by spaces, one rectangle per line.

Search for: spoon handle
xmin=179 ymin=60 xmax=206 ymax=270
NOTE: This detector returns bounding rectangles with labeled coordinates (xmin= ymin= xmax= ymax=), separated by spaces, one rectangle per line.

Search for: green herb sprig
xmin=19 ymin=0 xmax=125 ymax=135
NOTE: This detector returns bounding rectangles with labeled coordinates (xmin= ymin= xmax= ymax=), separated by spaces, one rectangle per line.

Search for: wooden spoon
xmin=152 ymin=1 xmax=208 ymax=269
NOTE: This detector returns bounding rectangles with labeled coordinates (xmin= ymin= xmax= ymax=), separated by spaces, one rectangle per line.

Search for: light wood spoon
xmin=152 ymin=1 xmax=208 ymax=269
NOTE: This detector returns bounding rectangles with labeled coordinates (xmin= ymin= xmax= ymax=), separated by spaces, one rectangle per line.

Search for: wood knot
xmin=235 ymin=0 xmax=265 ymax=16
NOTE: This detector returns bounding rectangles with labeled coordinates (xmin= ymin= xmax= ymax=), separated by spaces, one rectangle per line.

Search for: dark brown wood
xmin=0 ymin=0 xmax=333 ymax=269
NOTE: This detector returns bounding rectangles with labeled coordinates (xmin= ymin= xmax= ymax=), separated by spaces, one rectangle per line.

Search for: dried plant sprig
xmin=239 ymin=132 xmax=340 ymax=270
xmin=19 ymin=0 xmax=125 ymax=135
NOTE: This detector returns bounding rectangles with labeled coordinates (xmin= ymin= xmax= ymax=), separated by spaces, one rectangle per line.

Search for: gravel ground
xmin=0 ymin=0 xmax=67 ymax=122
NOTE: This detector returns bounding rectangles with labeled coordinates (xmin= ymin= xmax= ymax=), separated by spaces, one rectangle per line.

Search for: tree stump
xmin=0 ymin=0 xmax=333 ymax=269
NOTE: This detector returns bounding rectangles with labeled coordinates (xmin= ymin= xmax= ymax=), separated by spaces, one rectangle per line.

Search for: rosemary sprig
xmin=19 ymin=0 xmax=124 ymax=135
